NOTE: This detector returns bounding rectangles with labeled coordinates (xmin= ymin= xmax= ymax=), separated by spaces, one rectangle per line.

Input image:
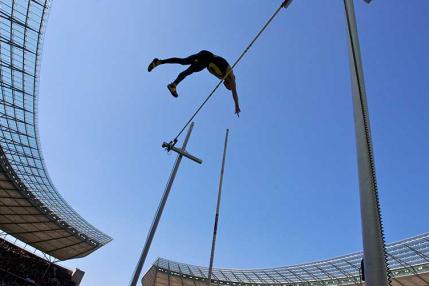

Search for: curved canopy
xmin=147 ymin=233 xmax=429 ymax=286
xmin=0 ymin=0 xmax=111 ymax=260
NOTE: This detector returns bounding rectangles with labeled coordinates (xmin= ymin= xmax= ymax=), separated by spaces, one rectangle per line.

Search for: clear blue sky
xmin=37 ymin=0 xmax=428 ymax=285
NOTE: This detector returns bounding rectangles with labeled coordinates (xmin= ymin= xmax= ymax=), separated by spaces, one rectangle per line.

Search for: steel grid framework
xmin=146 ymin=233 xmax=429 ymax=286
xmin=0 ymin=0 xmax=111 ymax=260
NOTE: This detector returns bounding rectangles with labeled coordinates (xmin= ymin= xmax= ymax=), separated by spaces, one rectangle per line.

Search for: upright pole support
xmin=343 ymin=1 xmax=389 ymax=286
xmin=130 ymin=122 xmax=201 ymax=286
xmin=207 ymin=129 xmax=229 ymax=286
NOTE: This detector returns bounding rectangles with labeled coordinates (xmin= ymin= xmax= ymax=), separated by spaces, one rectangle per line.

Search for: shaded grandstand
xmin=143 ymin=233 xmax=429 ymax=286
xmin=0 ymin=236 xmax=84 ymax=286
xmin=0 ymin=0 xmax=111 ymax=284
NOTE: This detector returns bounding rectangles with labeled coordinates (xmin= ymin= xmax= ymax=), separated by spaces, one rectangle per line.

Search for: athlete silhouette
xmin=148 ymin=50 xmax=241 ymax=116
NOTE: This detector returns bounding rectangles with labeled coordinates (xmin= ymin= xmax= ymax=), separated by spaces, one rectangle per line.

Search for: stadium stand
xmin=0 ymin=0 xmax=112 ymax=260
xmin=142 ymin=233 xmax=429 ymax=286
xmin=0 ymin=0 xmax=111 ymax=284
xmin=0 ymin=237 xmax=82 ymax=286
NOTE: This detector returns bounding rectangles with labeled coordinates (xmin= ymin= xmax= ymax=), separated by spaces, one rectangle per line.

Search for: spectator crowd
xmin=0 ymin=238 xmax=75 ymax=286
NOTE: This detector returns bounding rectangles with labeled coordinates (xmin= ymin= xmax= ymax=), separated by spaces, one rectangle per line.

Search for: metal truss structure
xmin=0 ymin=0 xmax=111 ymax=260
xmin=144 ymin=233 xmax=429 ymax=286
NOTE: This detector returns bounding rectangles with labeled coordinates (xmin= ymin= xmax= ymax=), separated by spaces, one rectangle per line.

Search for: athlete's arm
xmin=224 ymin=70 xmax=240 ymax=117
xmin=230 ymin=76 xmax=240 ymax=117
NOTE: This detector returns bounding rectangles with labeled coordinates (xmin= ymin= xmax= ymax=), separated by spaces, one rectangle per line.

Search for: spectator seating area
xmin=0 ymin=238 xmax=75 ymax=286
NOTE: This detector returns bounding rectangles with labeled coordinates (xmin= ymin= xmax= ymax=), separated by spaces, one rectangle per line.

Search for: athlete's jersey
xmin=207 ymin=56 xmax=231 ymax=79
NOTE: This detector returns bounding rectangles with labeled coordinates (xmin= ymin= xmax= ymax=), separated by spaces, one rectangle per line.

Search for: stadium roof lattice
xmin=146 ymin=233 xmax=429 ymax=286
xmin=0 ymin=0 xmax=111 ymax=260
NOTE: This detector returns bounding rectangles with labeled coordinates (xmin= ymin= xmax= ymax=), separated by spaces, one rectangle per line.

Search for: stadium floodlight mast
xmin=344 ymin=0 xmax=390 ymax=286
xmin=129 ymin=122 xmax=202 ymax=286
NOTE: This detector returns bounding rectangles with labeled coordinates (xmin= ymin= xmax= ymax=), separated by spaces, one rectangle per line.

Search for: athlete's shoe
xmin=148 ymin=58 xmax=161 ymax=72
xmin=167 ymin=83 xmax=178 ymax=98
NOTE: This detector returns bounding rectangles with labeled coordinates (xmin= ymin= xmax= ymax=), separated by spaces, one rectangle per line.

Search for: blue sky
xmin=37 ymin=0 xmax=428 ymax=285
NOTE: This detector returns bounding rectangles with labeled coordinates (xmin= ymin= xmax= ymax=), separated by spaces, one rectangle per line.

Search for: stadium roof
xmin=146 ymin=233 xmax=429 ymax=286
xmin=0 ymin=0 xmax=111 ymax=260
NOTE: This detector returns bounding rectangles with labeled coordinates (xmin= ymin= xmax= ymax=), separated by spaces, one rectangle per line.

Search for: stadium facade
xmin=143 ymin=233 xmax=429 ymax=286
xmin=0 ymin=0 xmax=111 ymax=261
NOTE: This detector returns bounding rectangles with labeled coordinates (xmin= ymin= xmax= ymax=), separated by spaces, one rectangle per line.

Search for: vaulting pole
xmin=207 ymin=129 xmax=229 ymax=286
xmin=343 ymin=1 xmax=389 ymax=285
xmin=130 ymin=122 xmax=202 ymax=286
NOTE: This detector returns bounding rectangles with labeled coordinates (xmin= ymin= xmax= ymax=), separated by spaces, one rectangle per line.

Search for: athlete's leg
xmin=148 ymin=54 xmax=196 ymax=72
xmin=173 ymin=63 xmax=205 ymax=85
xmin=148 ymin=51 xmax=213 ymax=72
xmin=159 ymin=55 xmax=196 ymax=65
xmin=172 ymin=51 xmax=213 ymax=84
xmin=167 ymin=60 xmax=207 ymax=97
xmin=163 ymin=50 xmax=212 ymax=64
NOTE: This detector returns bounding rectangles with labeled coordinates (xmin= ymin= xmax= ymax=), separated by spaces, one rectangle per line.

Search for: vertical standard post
xmin=130 ymin=123 xmax=196 ymax=286
xmin=343 ymin=1 xmax=389 ymax=286
xmin=207 ymin=129 xmax=229 ymax=286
